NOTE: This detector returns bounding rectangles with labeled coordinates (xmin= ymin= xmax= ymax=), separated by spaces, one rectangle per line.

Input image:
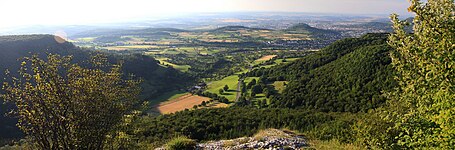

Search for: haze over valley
xmin=0 ymin=0 xmax=453 ymax=149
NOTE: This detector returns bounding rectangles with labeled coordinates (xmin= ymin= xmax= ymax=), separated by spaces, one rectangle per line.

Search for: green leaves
xmin=386 ymin=0 xmax=455 ymax=148
xmin=1 ymin=53 xmax=141 ymax=150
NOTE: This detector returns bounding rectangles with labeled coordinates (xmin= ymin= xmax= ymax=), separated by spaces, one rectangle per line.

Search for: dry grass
xmin=255 ymin=55 xmax=277 ymax=62
xmin=253 ymin=129 xmax=293 ymax=141
xmin=203 ymin=102 xmax=229 ymax=108
xmin=222 ymin=137 xmax=251 ymax=148
xmin=154 ymin=94 xmax=210 ymax=114
xmin=211 ymin=103 xmax=229 ymax=108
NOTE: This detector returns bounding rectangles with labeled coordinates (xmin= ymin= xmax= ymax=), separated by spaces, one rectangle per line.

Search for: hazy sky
xmin=0 ymin=0 xmax=411 ymax=28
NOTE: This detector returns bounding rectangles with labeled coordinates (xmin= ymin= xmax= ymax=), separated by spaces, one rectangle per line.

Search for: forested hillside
xmin=246 ymin=33 xmax=396 ymax=112
xmin=0 ymin=35 xmax=192 ymax=143
xmin=0 ymin=35 xmax=76 ymax=78
xmin=111 ymin=33 xmax=399 ymax=148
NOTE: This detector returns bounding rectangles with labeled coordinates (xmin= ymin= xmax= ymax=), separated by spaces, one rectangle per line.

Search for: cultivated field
xmin=153 ymin=94 xmax=211 ymax=114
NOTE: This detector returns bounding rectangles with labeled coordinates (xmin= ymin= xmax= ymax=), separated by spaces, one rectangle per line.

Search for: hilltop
xmin=284 ymin=23 xmax=341 ymax=38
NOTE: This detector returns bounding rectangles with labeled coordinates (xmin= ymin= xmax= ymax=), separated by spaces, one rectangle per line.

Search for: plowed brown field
xmin=154 ymin=94 xmax=210 ymax=114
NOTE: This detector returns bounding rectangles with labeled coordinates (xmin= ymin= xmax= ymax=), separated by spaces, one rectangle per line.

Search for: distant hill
xmin=0 ymin=35 xmax=77 ymax=78
xmin=249 ymin=33 xmax=396 ymax=112
xmin=284 ymin=23 xmax=341 ymax=38
xmin=361 ymin=22 xmax=392 ymax=30
xmin=0 ymin=34 xmax=193 ymax=143
xmin=404 ymin=17 xmax=414 ymax=23
xmin=404 ymin=18 xmax=415 ymax=32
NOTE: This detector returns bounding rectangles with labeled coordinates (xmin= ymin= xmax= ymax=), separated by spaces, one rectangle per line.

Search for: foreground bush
xmin=165 ymin=136 xmax=196 ymax=150
xmin=386 ymin=0 xmax=455 ymax=148
xmin=2 ymin=54 xmax=141 ymax=149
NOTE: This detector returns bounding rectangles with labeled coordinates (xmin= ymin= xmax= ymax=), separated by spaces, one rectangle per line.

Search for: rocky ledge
xmin=196 ymin=129 xmax=308 ymax=150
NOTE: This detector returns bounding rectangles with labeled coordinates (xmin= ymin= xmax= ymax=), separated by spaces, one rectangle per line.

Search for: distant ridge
xmin=284 ymin=23 xmax=341 ymax=37
xmin=71 ymin=27 xmax=188 ymax=38
xmin=0 ymin=34 xmax=76 ymax=141
xmin=212 ymin=26 xmax=272 ymax=32
xmin=0 ymin=34 xmax=77 ymax=71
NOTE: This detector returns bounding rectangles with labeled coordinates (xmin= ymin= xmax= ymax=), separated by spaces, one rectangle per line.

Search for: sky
xmin=0 ymin=0 xmax=411 ymax=28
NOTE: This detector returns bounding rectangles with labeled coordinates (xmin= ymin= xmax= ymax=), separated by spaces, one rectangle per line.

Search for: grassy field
xmin=172 ymin=47 xmax=219 ymax=55
xmin=254 ymin=55 xmax=277 ymax=65
xmin=244 ymin=77 xmax=259 ymax=84
xmin=277 ymin=58 xmax=300 ymax=63
xmin=207 ymin=75 xmax=239 ymax=102
xmin=254 ymin=93 xmax=268 ymax=103
xmin=156 ymin=58 xmax=191 ymax=72
xmin=160 ymin=49 xmax=182 ymax=54
xmin=258 ymin=57 xmax=301 ymax=68
xmin=243 ymin=77 xmax=270 ymax=106
xmin=104 ymin=45 xmax=160 ymax=51
xmin=75 ymin=37 xmax=96 ymax=42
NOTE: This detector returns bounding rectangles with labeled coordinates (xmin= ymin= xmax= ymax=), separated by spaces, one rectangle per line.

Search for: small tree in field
xmin=223 ymin=85 xmax=229 ymax=91
xmin=219 ymin=89 xmax=224 ymax=95
xmin=2 ymin=54 xmax=141 ymax=149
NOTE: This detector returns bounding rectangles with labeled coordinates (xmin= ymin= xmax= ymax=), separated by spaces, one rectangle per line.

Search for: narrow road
xmin=235 ymin=79 xmax=243 ymax=101
xmin=235 ymin=64 xmax=253 ymax=102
